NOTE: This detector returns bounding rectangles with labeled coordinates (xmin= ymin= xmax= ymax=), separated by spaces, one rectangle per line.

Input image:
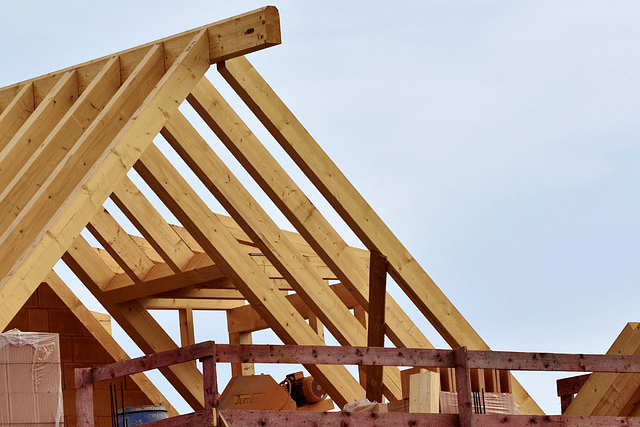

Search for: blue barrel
xmin=116 ymin=405 xmax=168 ymax=427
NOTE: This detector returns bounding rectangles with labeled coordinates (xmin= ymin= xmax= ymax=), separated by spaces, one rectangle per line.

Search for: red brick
xmin=49 ymin=309 xmax=83 ymax=336
xmin=72 ymin=336 xmax=105 ymax=364
xmin=65 ymin=414 xmax=78 ymax=427
xmin=62 ymin=388 xmax=76 ymax=416
xmin=4 ymin=309 xmax=29 ymax=332
xmin=59 ymin=336 xmax=73 ymax=363
xmin=123 ymin=389 xmax=153 ymax=407
xmin=92 ymin=389 xmax=113 ymax=417
xmin=62 ymin=362 xmax=86 ymax=390
xmin=28 ymin=308 xmax=50 ymax=332
xmin=38 ymin=283 xmax=67 ymax=309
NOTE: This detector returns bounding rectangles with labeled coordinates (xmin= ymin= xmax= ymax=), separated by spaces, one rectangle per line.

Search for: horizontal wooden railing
xmin=75 ymin=342 xmax=640 ymax=427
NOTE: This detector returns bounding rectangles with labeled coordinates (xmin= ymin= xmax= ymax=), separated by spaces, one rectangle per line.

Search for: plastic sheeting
xmin=0 ymin=329 xmax=63 ymax=426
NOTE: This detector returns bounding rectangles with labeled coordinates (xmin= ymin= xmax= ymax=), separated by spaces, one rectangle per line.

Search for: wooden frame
xmin=76 ymin=343 xmax=640 ymax=427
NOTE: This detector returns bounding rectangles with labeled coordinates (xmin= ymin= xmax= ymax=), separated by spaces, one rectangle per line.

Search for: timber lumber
xmin=0 ymin=6 xmax=280 ymax=110
xmin=0 ymin=83 xmax=34 ymax=151
xmin=0 ymin=5 xmax=281 ymax=339
xmin=62 ymin=234 xmax=206 ymax=410
xmin=111 ymin=175 xmax=194 ymax=273
xmin=217 ymin=56 xmax=542 ymax=415
xmin=189 ymin=75 xmax=431 ymax=352
xmin=161 ymin=110 xmax=402 ymax=401
xmin=43 ymin=270 xmax=179 ymax=417
xmin=87 ymin=207 xmax=156 ymax=282
xmin=135 ymin=142 xmax=366 ymax=408
xmin=565 ymin=323 xmax=640 ymax=416
xmin=0 ymin=29 xmax=210 ymax=334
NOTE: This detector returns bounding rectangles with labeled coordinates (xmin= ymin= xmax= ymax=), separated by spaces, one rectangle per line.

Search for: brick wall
xmin=4 ymin=283 xmax=154 ymax=427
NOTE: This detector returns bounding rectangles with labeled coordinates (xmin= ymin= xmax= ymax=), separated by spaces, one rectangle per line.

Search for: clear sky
xmin=2 ymin=0 xmax=639 ymax=415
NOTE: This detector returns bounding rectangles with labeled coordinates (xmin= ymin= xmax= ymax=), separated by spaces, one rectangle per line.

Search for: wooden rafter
xmin=62 ymin=234 xmax=206 ymax=410
xmin=135 ymin=142 xmax=365 ymax=407
xmin=111 ymin=175 xmax=194 ymax=273
xmin=162 ymin=109 xmax=403 ymax=400
xmin=190 ymin=74 xmax=433 ymax=351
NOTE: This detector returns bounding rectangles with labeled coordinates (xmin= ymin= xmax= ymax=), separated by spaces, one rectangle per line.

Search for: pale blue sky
xmin=1 ymin=1 xmax=639 ymax=415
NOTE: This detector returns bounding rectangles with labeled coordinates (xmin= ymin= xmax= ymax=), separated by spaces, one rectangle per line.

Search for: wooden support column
xmin=454 ymin=347 xmax=474 ymax=427
xmin=179 ymin=308 xmax=197 ymax=369
xmin=229 ymin=332 xmax=255 ymax=377
xmin=366 ymin=251 xmax=387 ymax=403
xmin=75 ymin=367 xmax=94 ymax=427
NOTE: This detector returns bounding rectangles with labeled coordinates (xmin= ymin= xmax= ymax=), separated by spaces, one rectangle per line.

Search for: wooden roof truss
xmin=0 ymin=7 xmax=542 ymax=413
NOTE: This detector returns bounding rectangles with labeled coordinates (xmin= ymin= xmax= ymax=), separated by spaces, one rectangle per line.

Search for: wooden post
xmin=366 ymin=251 xmax=387 ymax=403
xmin=454 ymin=347 xmax=474 ymax=427
xmin=75 ymin=367 xmax=94 ymax=427
xmin=201 ymin=355 xmax=218 ymax=409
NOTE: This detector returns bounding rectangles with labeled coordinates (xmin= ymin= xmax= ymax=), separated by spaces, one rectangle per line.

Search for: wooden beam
xmin=111 ymin=175 xmax=194 ymax=272
xmin=44 ymin=270 xmax=179 ymax=417
xmin=217 ymin=56 xmax=543 ymax=415
xmin=162 ymin=111 xmax=402 ymax=401
xmin=86 ymin=207 xmax=155 ymax=282
xmin=157 ymin=287 xmax=245 ymax=300
xmin=0 ymin=7 xmax=280 ymax=110
xmin=366 ymin=251 xmax=387 ymax=403
xmin=0 ymin=70 xmax=77 ymax=196
xmin=0 ymin=83 xmax=34 ymax=151
xmin=0 ymin=57 xmax=120 ymax=237
xmin=190 ymin=74 xmax=432 ymax=351
xmin=179 ymin=308 xmax=196 ymax=347
xmin=62 ymin=235 xmax=206 ymax=410
xmin=0 ymin=29 xmax=210 ymax=333
xmin=141 ymin=298 xmax=245 ymax=310
xmin=135 ymin=143 xmax=365 ymax=408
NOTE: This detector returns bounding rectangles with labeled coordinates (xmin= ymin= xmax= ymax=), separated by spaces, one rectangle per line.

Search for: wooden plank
xmin=87 ymin=207 xmax=156 ymax=282
xmin=157 ymin=287 xmax=245 ymax=300
xmin=135 ymin=143 xmax=366 ymax=408
xmin=0 ymin=7 xmax=280 ymax=110
xmin=221 ymin=411 xmax=459 ymax=427
xmin=0 ymin=83 xmax=34 ymax=151
xmin=141 ymin=298 xmax=246 ymax=310
xmin=161 ymin=110 xmax=401 ymax=400
xmin=0 ymin=70 xmax=77 ymax=197
xmin=112 ymin=175 xmax=194 ymax=272
xmin=0 ymin=58 xmax=120 ymax=243
xmin=45 ymin=270 xmax=178 ymax=416
xmin=566 ymin=323 xmax=640 ymax=416
xmin=0 ymin=30 xmax=210 ymax=333
xmin=189 ymin=74 xmax=432 ymax=353
xmin=217 ymin=56 xmax=542 ymax=415
xmin=409 ymin=370 xmax=440 ymax=413
xmin=91 ymin=341 xmax=214 ymax=382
